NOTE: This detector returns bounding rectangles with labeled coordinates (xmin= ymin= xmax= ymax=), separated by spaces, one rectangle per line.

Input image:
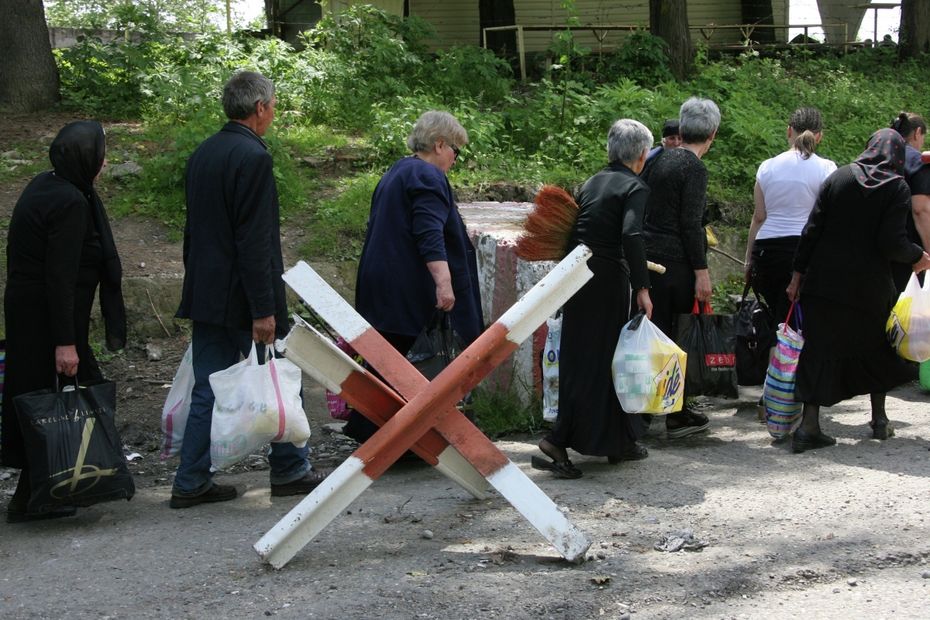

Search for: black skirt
xmin=794 ymin=294 xmax=916 ymax=407
xmin=544 ymin=257 xmax=646 ymax=457
xmin=2 ymin=281 xmax=102 ymax=468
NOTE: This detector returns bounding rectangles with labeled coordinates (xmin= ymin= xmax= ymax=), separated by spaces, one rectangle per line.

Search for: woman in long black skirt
xmin=787 ymin=129 xmax=930 ymax=452
xmin=533 ymin=119 xmax=654 ymax=479
xmin=2 ymin=122 xmax=126 ymax=522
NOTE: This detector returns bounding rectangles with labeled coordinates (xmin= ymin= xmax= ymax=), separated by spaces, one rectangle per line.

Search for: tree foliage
xmin=44 ymin=0 xmax=223 ymax=32
xmin=50 ymin=5 xmax=930 ymax=233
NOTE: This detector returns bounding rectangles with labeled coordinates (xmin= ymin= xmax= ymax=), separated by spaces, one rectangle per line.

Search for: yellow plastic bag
xmin=612 ymin=313 xmax=687 ymax=414
xmin=886 ymin=273 xmax=930 ymax=362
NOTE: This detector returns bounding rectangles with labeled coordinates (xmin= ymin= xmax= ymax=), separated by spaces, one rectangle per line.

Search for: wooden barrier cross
xmin=254 ymin=246 xmax=594 ymax=568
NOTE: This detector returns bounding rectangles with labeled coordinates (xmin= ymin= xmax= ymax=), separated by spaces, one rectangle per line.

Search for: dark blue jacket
xmin=355 ymin=156 xmax=483 ymax=343
xmin=176 ymin=122 xmax=288 ymax=336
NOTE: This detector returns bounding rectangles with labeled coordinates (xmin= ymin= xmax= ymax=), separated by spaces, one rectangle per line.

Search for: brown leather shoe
xmin=270 ymin=467 xmax=331 ymax=497
xmin=169 ymin=484 xmax=238 ymax=509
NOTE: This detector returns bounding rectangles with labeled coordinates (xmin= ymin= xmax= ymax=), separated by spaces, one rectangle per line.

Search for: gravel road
xmin=2 ymin=378 xmax=930 ymax=620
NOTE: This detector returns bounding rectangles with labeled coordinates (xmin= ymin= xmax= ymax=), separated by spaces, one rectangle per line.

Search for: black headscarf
xmin=851 ymin=128 xmax=907 ymax=196
xmin=50 ymin=121 xmax=127 ymax=351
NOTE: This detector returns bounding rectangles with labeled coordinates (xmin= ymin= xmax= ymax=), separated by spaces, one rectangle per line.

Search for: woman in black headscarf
xmin=2 ymin=121 xmax=126 ymax=522
xmin=786 ymin=129 xmax=930 ymax=452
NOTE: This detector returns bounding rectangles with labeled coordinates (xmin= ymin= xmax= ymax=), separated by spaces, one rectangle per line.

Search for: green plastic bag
xmin=920 ymin=360 xmax=930 ymax=391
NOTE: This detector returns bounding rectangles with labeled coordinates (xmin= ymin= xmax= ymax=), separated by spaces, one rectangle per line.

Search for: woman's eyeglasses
xmin=451 ymin=144 xmax=460 ymax=160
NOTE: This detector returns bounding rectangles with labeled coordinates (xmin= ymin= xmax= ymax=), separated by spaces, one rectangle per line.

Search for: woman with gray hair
xmin=641 ymin=97 xmax=720 ymax=439
xmin=347 ymin=111 xmax=483 ymax=443
xmin=533 ymin=119 xmax=654 ymax=479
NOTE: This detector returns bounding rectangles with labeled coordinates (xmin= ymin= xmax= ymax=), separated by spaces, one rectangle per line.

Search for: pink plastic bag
xmin=327 ymin=338 xmax=362 ymax=420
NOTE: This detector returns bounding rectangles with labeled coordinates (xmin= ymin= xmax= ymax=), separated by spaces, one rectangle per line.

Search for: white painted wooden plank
xmin=254 ymin=457 xmax=372 ymax=569
xmin=486 ymin=461 xmax=591 ymax=562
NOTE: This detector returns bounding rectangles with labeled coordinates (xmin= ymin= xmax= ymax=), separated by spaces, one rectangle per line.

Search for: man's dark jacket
xmin=176 ymin=122 xmax=288 ymax=336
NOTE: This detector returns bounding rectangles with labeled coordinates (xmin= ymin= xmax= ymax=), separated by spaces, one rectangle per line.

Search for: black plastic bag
xmin=14 ymin=379 xmax=135 ymax=514
xmin=674 ymin=300 xmax=738 ymax=399
xmin=735 ymin=282 xmax=774 ymax=386
xmin=406 ymin=311 xmax=466 ymax=381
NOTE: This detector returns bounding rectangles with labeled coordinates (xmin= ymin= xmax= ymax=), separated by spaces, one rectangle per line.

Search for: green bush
xmin=300 ymin=173 xmax=380 ymax=261
xmin=54 ymin=6 xmax=930 ymax=236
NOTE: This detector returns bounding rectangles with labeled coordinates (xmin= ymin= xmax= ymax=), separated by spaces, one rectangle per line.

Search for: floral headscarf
xmin=851 ymin=128 xmax=907 ymax=195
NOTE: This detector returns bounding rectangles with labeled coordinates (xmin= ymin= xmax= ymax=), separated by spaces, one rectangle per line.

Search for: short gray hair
xmin=407 ymin=111 xmax=468 ymax=153
xmin=607 ymin=119 xmax=653 ymax=164
xmin=679 ymin=97 xmax=720 ymax=143
xmin=222 ymin=71 xmax=275 ymax=120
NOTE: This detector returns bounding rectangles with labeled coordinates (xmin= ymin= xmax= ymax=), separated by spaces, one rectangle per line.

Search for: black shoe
xmin=530 ymin=456 xmax=583 ymax=479
xmin=608 ymin=444 xmax=649 ymax=464
xmin=6 ymin=505 xmax=77 ymax=524
xmin=170 ymin=484 xmax=238 ymax=509
xmin=792 ymin=427 xmax=836 ymax=453
xmin=666 ymin=410 xmax=710 ymax=439
xmin=270 ymin=467 xmax=332 ymax=497
xmin=870 ymin=419 xmax=895 ymax=440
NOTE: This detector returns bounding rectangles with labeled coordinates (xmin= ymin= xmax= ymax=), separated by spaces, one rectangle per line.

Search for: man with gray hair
xmin=171 ymin=70 xmax=329 ymax=508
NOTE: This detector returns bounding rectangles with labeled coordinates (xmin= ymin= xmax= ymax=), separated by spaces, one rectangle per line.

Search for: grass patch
xmin=0 ymin=145 xmax=48 ymax=188
xmin=300 ymin=172 xmax=379 ymax=261
xmin=472 ymin=384 xmax=546 ymax=438
xmin=103 ymin=119 xmax=344 ymax=230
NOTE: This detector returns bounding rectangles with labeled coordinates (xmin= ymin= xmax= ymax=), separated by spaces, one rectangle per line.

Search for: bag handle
xmin=626 ymin=310 xmax=646 ymax=331
xmin=783 ymin=300 xmax=803 ymax=334
xmin=739 ymin=280 xmax=764 ymax=303
xmin=691 ymin=299 xmax=714 ymax=315
xmin=247 ymin=342 xmax=287 ymax=441
xmin=267 ymin=355 xmax=288 ymax=443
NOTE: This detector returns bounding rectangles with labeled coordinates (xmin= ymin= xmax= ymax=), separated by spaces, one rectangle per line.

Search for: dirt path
xmin=2 ymin=362 xmax=929 ymax=619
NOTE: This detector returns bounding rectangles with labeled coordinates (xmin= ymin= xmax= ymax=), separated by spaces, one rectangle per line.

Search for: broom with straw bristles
xmin=516 ymin=185 xmax=666 ymax=273
xmin=515 ymin=185 xmax=578 ymax=261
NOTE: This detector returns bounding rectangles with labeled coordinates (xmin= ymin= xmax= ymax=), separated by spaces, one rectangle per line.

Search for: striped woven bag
xmin=763 ymin=302 xmax=804 ymax=439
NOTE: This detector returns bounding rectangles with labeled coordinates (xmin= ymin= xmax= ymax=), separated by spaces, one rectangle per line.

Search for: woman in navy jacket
xmin=345 ymin=111 xmax=483 ymax=442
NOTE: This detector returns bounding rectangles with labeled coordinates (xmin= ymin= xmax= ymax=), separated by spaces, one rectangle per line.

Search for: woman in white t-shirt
xmin=744 ymin=108 xmax=837 ymax=416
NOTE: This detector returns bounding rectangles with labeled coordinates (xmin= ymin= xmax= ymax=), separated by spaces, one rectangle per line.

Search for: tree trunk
xmin=899 ymin=0 xmax=930 ymax=60
xmin=741 ymin=0 xmax=775 ymax=44
xmin=649 ymin=0 xmax=693 ymax=82
xmin=0 ymin=0 xmax=60 ymax=112
xmin=479 ymin=0 xmax=516 ymax=55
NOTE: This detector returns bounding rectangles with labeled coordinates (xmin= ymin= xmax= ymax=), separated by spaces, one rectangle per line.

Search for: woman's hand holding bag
xmin=763 ymin=301 xmax=805 ymax=439
xmin=887 ymin=272 xmax=930 ymax=362
xmin=613 ymin=312 xmax=687 ymax=414
xmin=209 ymin=343 xmax=311 ymax=470
xmin=673 ymin=299 xmax=739 ymax=399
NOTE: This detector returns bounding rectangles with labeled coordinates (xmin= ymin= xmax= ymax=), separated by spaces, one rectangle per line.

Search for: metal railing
xmin=483 ymin=23 xmax=851 ymax=80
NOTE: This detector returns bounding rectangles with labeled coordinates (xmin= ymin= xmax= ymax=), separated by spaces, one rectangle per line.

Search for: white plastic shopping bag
xmin=612 ymin=313 xmax=686 ymax=414
xmin=160 ymin=343 xmax=194 ymax=460
xmin=209 ymin=343 xmax=311 ymax=470
xmin=541 ymin=314 xmax=562 ymax=422
xmin=887 ymin=272 xmax=930 ymax=362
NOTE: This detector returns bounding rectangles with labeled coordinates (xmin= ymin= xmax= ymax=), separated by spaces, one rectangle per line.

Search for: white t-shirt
xmin=756 ymin=150 xmax=837 ymax=240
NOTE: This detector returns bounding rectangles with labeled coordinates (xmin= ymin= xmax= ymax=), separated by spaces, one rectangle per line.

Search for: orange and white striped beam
xmin=254 ymin=245 xmax=594 ymax=569
xmin=277 ymin=316 xmax=488 ymax=499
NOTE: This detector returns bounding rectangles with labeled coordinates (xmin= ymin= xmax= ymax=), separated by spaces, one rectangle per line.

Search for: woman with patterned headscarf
xmin=786 ymin=129 xmax=930 ymax=452
xmin=2 ymin=121 xmax=126 ymax=522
